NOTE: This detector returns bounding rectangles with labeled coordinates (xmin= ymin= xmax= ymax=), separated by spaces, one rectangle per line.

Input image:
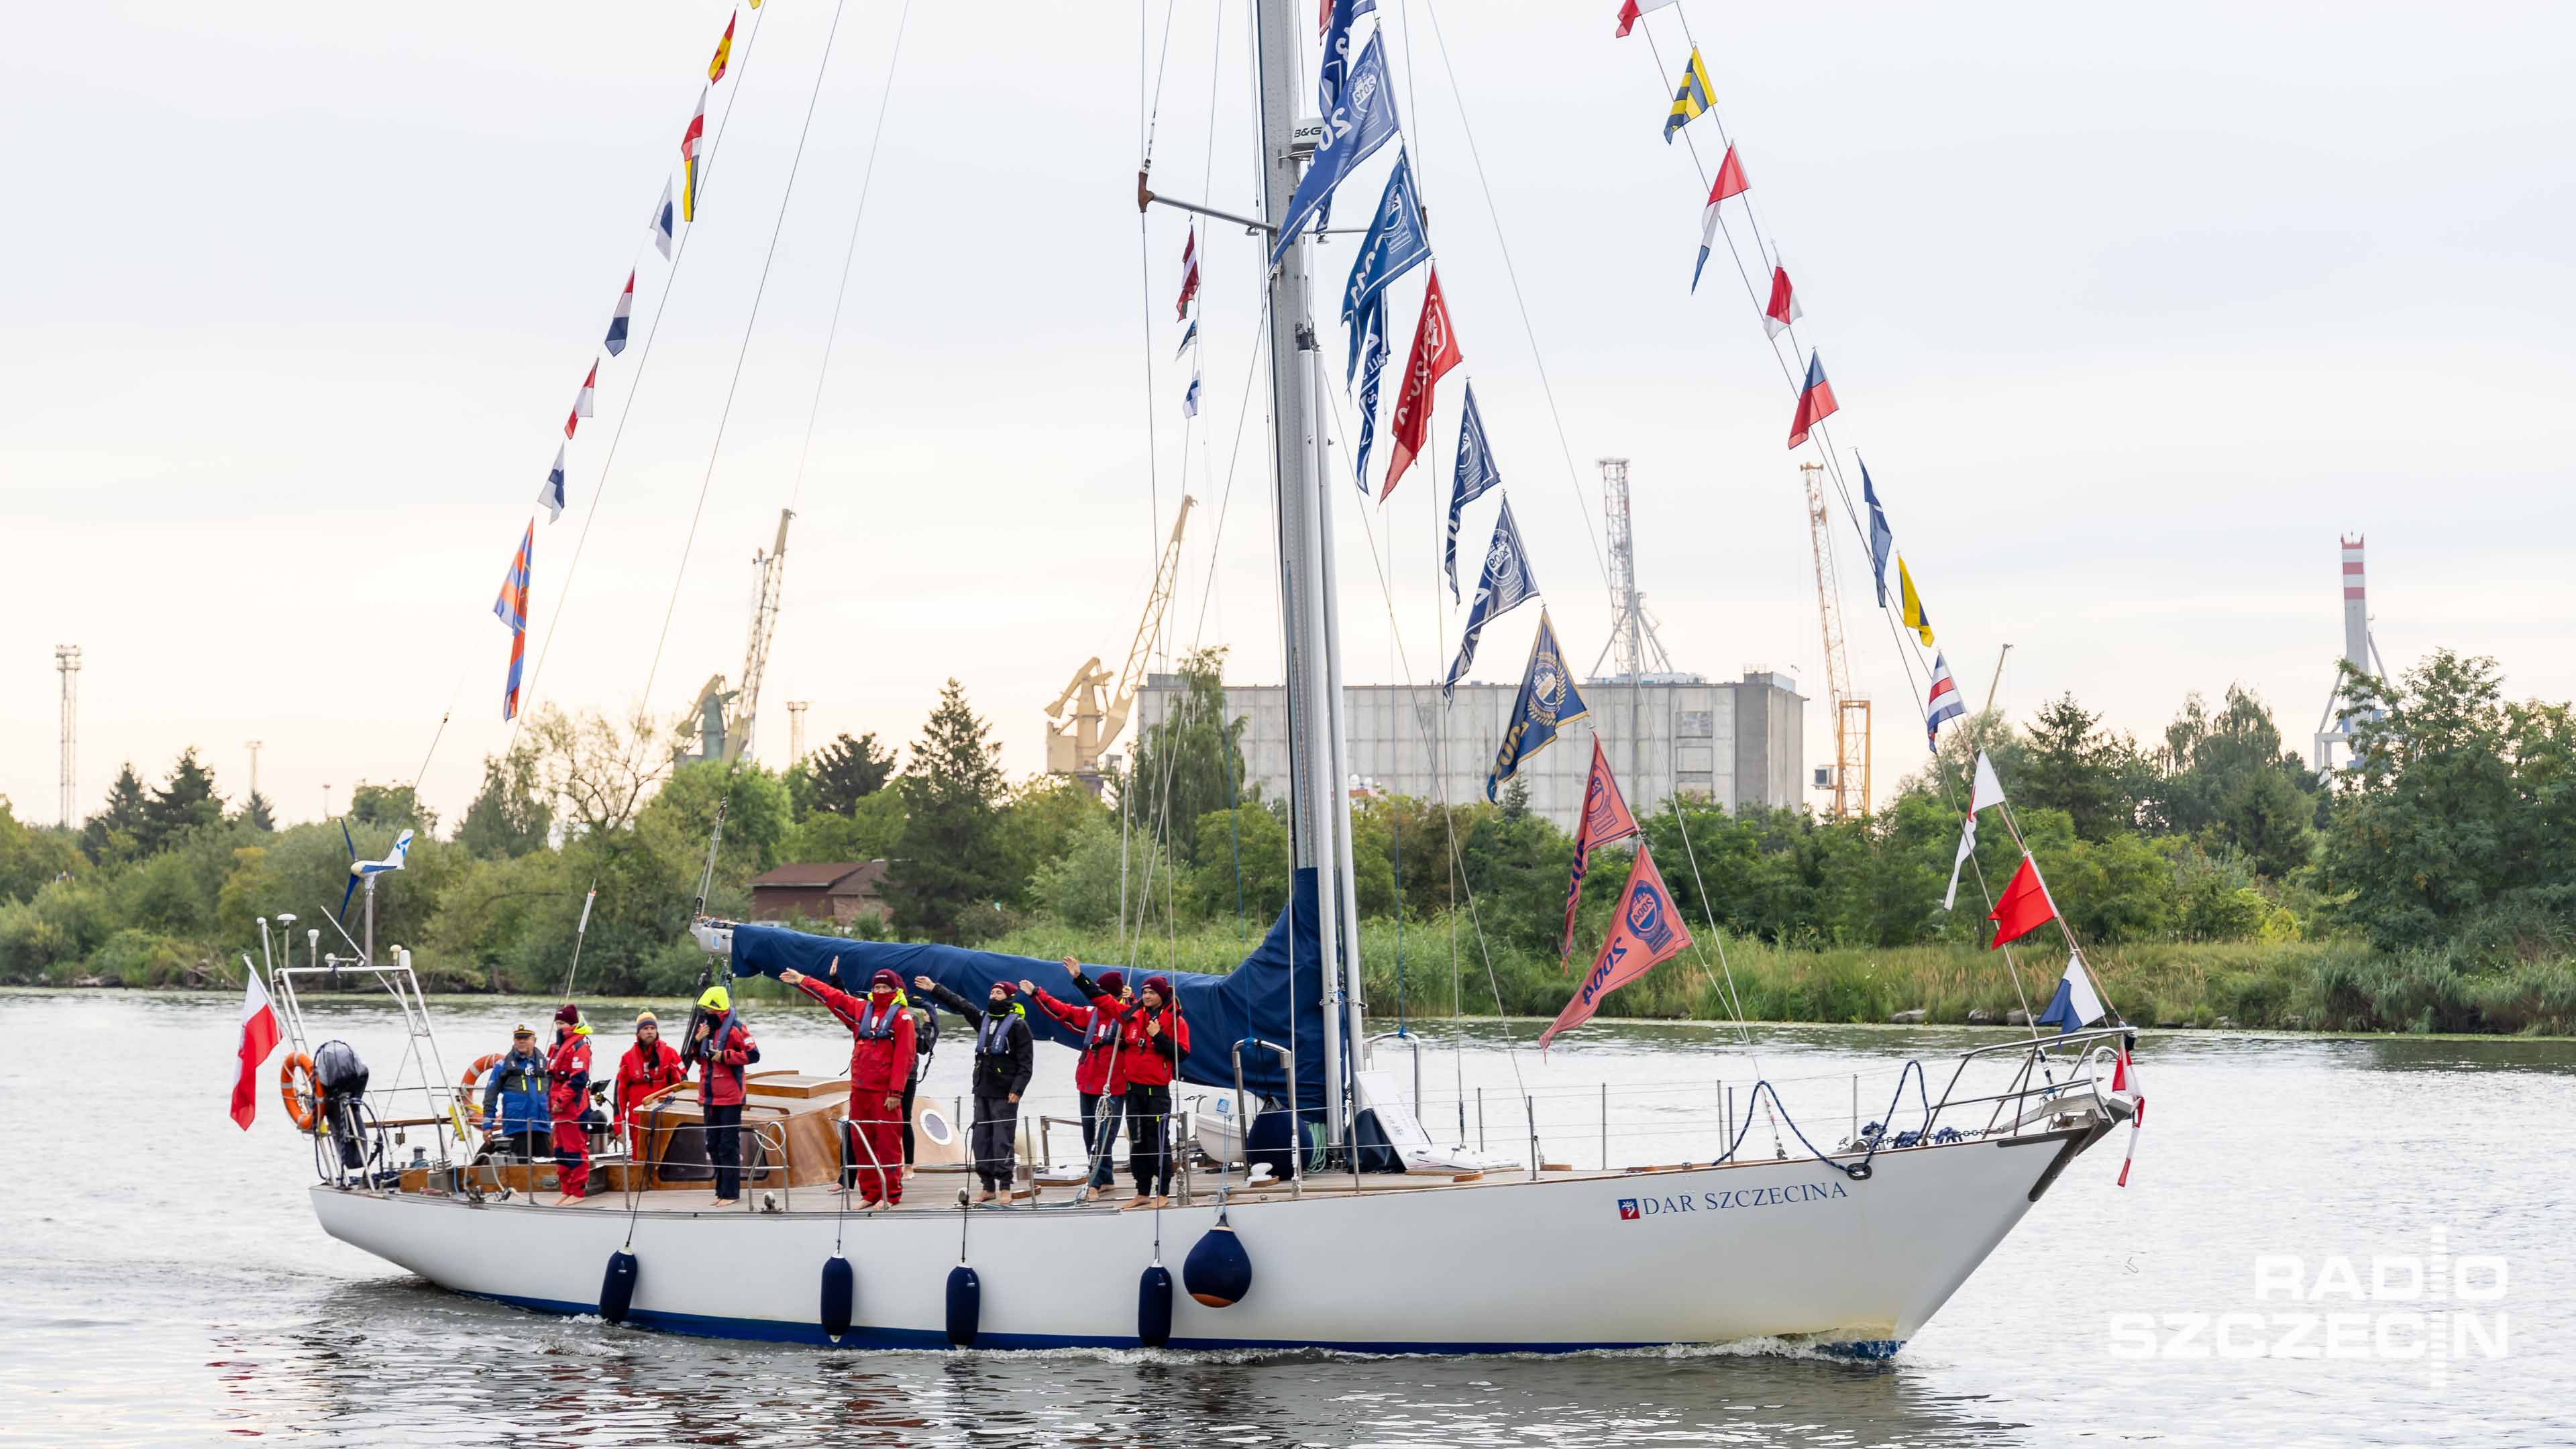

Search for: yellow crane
xmin=685 ymin=508 xmax=794 ymax=764
xmin=1046 ymin=496 xmax=1195 ymax=780
xmin=1801 ymin=463 xmax=1870 ymax=818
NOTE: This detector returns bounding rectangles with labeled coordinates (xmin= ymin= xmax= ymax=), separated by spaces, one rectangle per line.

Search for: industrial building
xmin=1131 ymin=671 xmax=1805 ymax=833
xmin=1069 ymin=460 xmax=1806 ymax=830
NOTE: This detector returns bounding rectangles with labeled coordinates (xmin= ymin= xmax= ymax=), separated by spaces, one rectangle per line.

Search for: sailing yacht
xmin=280 ymin=0 xmax=2138 ymax=1354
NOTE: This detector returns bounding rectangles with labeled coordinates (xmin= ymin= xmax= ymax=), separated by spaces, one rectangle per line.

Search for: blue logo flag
xmin=1271 ymin=32 xmax=1400 ymax=264
xmin=1342 ymin=150 xmax=1430 ymax=360
xmin=1444 ymin=495 xmax=1538 ymax=699
xmin=1860 ymin=454 xmax=1895 ymax=608
xmin=1488 ymin=608 xmax=1588 ymax=801
xmin=1444 ymin=382 xmax=1501 ymax=598
xmin=1351 ymin=293 xmax=1389 ymax=494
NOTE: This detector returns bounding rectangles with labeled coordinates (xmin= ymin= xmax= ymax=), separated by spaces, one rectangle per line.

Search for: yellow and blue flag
xmin=1899 ymin=557 xmax=1934 ymax=646
xmin=1489 ymin=609 xmax=1587 ymax=802
xmin=1664 ymin=47 xmax=1713 ymax=144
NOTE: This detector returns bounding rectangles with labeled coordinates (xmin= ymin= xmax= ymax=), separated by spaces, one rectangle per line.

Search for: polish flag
xmin=1615 ymin=0 xmax=1680 ymax=38
xmin=1762 ymin=265 xmax=1803 ymax=338
xmin=1786 ymin=349 xmax=1837 ymax=449
xmin=565 ymin=361 xmax=597 ymax=439
xmin=231 ymin=968 xmax=282 ymax=1129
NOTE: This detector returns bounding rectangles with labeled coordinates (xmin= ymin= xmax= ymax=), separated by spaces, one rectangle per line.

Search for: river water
xmin=1 ymin=989 xmax=2567 ymax=1446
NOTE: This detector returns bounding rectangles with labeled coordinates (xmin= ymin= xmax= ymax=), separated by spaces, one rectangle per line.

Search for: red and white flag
xmin=1381 ymin=267 xmax=1463 ymax=500
xmin=1175 ymin=225 xmax=1201 ymax=321
xmin=564 ymin=360 xmax=597 ymax=439
xmin=1762 ymin=264 xmax=1803 ymax=339
xmin=2112 ymin=1040 xmax=2147 ymax=1186
xmin=1614 ymin=0 xmax=1680 ymax=38
xmin=231 ymin=967 xmax=282 ymax=1129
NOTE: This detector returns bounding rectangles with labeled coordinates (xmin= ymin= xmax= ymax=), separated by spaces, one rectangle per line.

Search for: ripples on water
xmin=2 ymin=991 xmax=2569 ymax=1446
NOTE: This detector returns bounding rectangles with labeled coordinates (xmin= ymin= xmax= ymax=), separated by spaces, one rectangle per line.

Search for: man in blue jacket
xmin=482 ymin=1025 xmax=551 ymax=1161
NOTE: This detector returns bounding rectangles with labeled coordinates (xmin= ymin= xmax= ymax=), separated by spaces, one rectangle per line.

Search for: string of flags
xmin=478 ymin=5 xmax=755 ymax=720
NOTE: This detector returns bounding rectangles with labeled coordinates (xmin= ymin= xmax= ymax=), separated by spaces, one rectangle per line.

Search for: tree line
xmin=1 ymin=648 xmax=2567 ymax=1032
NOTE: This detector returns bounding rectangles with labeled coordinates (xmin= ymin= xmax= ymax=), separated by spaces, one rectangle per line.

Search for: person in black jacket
xmin=915 ymin=975 xmax=1034 ymax=1203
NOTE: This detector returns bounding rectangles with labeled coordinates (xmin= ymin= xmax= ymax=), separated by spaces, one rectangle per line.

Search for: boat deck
xmin=409 ymin=1155 xmax=1833 ymax=1216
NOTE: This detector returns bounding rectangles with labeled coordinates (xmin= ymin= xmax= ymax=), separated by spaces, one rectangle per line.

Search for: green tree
xmin=1187 ymin=803 xmax=1291 ymax=926
xmin=144 ymin=749 xmax=225 ymax=850
xmin=347 ymin=781 xmax=433 ymax=834
xmin=779 ymin=790 xmax=906 ymax=864
xmin=0 ymin=800 xmax=84 ymax=904
xmin=235 ymin=792 xmax=277 ymax=832
xmin=1122 ymin=647 xmax=1252 ymax=869
xmin=2018 ymin=695 xmax=2143 ymax=842
xmin=885 ymin=680 xmax=1012 ymax=944
xmin=79 ymin=764 xmax=151 ymax=863
xmin=2323 ymin=651 xmax=2576 ymax=950
xmin=998 ymin=777 xmax=1111 ymax=905
xmin=802 ymin=732 xmax=898 ymax=817
xmin=457 ymin=749 xmax=551 ymax=859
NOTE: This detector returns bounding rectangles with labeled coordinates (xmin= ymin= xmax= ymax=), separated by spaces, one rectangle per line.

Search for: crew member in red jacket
xmin=690 ymin=985 xmax=759 ymax=1203
xmin=780 ymin=963 xmax=915 ymax=1206
xmin=1061 ymin=961 xmax=1188 ymax=1208
xmin=1024 ymin=963 xmax=1128 ymax=1191
xmin=545 ymin=1002 xmax=595 ymax=1201
xmin=614 ymin=1010 xmax=686 ymax=1144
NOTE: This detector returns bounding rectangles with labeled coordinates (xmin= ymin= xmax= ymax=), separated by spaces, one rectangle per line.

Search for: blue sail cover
xmin=729 ymin=868 xmax=1329 ymax=1115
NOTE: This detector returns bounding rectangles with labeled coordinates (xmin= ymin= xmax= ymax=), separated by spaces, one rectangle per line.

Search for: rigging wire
xmin=637 ymin=0 xmax=862 ymax=721
xmin=1637 ymin=9 xmax=2084 ymax=1028
xmin=783 ymin=0 xmax=916 ymax=519
xmin=514 ymin=1 xmax=778 ymax=735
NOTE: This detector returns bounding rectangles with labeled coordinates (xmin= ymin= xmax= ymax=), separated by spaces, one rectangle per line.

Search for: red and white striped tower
xmin=2316 ymin=535 xmax=2378 ymax=769
xmin=2340 ymin=535 xmax=2370 ymax=678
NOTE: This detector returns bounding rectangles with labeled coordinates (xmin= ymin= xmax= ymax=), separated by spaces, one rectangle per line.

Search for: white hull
xmin=312 ymin=1126 xmax=2100 ymax=1354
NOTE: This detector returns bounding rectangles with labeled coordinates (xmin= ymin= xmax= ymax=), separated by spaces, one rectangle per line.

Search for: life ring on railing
xmin=279 ymin=1053 xmax=319 ymax=1132
xmin=459 ymin=1053 xmax=505 ymax=1128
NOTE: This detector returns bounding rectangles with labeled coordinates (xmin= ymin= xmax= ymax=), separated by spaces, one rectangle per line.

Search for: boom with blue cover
xmin=729 ymin=869 xmax=1330 ymax=1114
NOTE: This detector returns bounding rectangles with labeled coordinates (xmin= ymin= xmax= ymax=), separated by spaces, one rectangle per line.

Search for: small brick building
xmin=747 ymin=861 xmax=890 ymax=925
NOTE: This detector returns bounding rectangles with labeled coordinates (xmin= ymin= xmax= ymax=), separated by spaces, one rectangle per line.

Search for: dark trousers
xmin=970 ymin=1091 xmax=1018 ymax=1192
xmin=1077 ymin=1089 xmax=1124 ymax=1189
xmin=900 ymin=1075 xmax=920 ymax=1165
xmin=1126 ymin=1084 xmax=1173 ymax=1197
xmin=706 ymin=1103 xmax=744 ymax=1200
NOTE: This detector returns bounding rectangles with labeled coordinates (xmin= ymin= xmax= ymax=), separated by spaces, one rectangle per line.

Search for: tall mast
xmin=1252 ymin=0 xmax=1360 ymax=1145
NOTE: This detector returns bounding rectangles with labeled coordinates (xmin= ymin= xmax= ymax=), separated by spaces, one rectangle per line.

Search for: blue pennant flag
xmin=537 ymin=444 xmax=567 ymax=523
xmin=1351 ymin=292 xmax=1389 ymax=494
xmin=1270 ymin=32 xmax=1400 ymax=265
xmin=1343 ymin=150 xmax=1430 ymax=377
xmin=1444 ymin=381 xmax=1501 ymax=598
xmin=1444 ymin=495 xmax=1538 ymax=699
xmin=1860 ymin=454 xmax=1895 ymax=608
xmin=1175 ymin=319 xmax=1197 ymax=359
xmin=1488 ymin=608 xmax=1588 ymax=801
xmin=1316 ymin=0 xmax=1377 ymax=231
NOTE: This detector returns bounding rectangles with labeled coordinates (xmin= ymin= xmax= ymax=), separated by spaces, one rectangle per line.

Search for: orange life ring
xmin=460 ymin=1053 xmax=505 ymax=1129
xmin=278 ymin=1053 xmax=318 ymax=1132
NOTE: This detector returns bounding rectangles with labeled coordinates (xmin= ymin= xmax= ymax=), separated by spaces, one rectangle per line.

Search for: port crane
xmin=686 ymin=507 xmax=794 ymax=764
xmin=1802 ymin=463 xmax=1871 ymax=818
xmin=1046 ymin=496 xmax=1194 ymax=782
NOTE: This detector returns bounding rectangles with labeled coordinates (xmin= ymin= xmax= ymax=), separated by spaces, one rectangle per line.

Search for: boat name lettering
xmin=1615 ymin=1181 xmax=1850 ymax=1220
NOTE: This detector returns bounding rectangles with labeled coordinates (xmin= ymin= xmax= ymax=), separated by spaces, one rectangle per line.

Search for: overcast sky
xmin=5 ymin=1 xmax=2571 ymax=830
